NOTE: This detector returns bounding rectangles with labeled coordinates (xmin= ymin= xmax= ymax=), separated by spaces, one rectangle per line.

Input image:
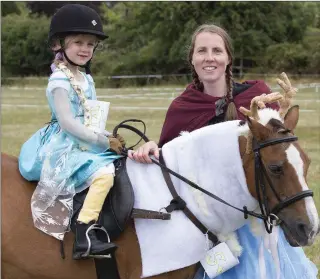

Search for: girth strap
xmin=94 ymin=255 xmax=120 ymax=279
xmin=159 ymin=151 xmax=220 ymax=245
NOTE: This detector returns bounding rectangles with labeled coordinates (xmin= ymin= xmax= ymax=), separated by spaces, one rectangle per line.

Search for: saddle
xmin=71 ymin=157 xmax=170 ymax=240
xmin=71 ymin=157 xmax=134 ymax=240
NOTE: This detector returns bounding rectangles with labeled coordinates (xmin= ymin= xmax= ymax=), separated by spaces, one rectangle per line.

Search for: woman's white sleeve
xmin=52 ymin=87 xmax=110 ymax=153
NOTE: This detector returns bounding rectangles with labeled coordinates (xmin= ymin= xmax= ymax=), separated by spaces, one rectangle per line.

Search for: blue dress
xmin=19 ymin=70 xmax=120 ymax=240
xmin=194 ymin=223 xmax=318 ymax=279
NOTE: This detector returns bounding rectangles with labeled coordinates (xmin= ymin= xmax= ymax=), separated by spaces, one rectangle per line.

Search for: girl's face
xmin=192 ymin=32 xmax=230 ymax=85
xmin=64 ymin=34 xmax=98 ymax=65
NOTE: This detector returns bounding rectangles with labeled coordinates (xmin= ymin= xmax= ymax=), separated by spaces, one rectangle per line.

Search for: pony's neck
xmin=238 ymin=135 xmax=256 ymax=200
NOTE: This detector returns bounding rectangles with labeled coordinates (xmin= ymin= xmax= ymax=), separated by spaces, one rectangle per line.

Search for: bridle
xmin=252 ymin=135 xmax=313 ymax=232
xmin=114 ymin=120 xmax=314 ymax=234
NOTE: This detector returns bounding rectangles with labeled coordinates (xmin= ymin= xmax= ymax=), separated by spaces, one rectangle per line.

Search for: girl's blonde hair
xmin=50 ymin=35 xmax=77 ymax=68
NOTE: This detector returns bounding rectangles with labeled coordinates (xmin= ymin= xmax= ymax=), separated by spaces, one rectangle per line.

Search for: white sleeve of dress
xmin=51 ymin=87 xmax=110 ymax=153
xmin=47 ymin=71 xmax=70 ymax=92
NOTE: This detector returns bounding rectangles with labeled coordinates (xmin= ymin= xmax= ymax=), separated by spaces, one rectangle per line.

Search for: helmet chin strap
xmin=56 ymin=38 xmax=98 ymax=75
xmin=61 ymin=49 xmax=92 ymax=75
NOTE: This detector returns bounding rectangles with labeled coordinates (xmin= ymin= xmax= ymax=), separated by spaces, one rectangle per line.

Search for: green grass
xmin=1 ymin=82 xmax=320 ymax=273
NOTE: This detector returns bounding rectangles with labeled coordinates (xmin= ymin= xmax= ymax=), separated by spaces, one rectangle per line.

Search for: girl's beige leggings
xmin=77 ymin=173 xmax=114 ymax=224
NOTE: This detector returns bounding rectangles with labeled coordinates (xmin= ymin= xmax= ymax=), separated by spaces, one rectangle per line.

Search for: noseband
xmin=252 ymin=136 xmax=314 ymax=233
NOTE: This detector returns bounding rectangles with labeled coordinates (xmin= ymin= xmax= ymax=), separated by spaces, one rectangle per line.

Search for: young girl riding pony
xmin=19 ymin=4 xmax=124 ymax=260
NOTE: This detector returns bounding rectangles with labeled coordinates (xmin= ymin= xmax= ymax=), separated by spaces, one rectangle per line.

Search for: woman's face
xmin=192 ymin=32 xmax=230 ymax=85
xmin=64 ymin=34 xmax=98 ymax=65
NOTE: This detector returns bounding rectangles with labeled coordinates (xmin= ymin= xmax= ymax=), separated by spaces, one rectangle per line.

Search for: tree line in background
xmin=1 ymin=1 xmax=320 ymax=79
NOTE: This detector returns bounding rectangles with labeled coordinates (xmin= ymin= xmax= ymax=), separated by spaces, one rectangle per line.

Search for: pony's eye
xmin=269 ymin=164 xmax=283 ymax=175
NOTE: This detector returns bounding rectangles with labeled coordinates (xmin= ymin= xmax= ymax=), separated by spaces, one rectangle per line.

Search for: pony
xmin=2 ymin=73 xmax=319 ymax=279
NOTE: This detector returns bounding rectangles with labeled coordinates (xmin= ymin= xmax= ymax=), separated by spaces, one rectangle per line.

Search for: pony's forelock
xmin=237 ymin=108 xmax=281 ymax=137
xmin=258 ymin=108 xmax=282 ymax=125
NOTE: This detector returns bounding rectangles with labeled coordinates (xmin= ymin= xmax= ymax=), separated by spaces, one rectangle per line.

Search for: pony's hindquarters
xmin=1 ymin=154 xmax=96 ymax=279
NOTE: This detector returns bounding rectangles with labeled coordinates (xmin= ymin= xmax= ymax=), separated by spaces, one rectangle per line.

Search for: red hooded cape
xmin=158 ymin=80 xmax=279 ymax=147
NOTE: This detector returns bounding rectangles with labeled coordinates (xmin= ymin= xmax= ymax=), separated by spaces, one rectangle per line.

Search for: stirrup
xmin=84 ymin=223 xmax=112 ymax=259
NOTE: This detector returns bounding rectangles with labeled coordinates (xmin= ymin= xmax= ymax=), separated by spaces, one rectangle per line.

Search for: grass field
xmin=1 ymin=80 xmax=320 ymax=273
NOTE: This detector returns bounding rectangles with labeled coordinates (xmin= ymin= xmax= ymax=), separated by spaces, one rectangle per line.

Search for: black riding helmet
xmin=48 ymin=4 xmax=108 ymax=74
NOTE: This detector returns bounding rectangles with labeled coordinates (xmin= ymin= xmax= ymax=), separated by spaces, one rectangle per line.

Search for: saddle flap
xmin=72 ymin=158 xmax=135 ymax=240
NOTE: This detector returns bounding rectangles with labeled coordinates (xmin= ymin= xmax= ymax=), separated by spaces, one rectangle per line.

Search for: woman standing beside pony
xmin=129 ymin=24 xmax=318 ymax=279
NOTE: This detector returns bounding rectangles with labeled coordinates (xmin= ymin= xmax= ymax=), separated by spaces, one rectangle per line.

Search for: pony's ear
xmin=247 ymin=116 xmax=270 ymax=141
xmin=284 ymin=105 xmax=299 ymax=132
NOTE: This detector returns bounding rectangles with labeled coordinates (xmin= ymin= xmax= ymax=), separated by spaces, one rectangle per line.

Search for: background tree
xmin=26 ymin=1 xmax=103 ymax=17
xmin=2 ymin=14 xmax=51 ymax=77
xmin=2 ymin=1 xmax=319 ymax=78
xmin=95 ymin=1 xmax=316 ymax=76
xmin=1 ymin=2 xmax=21 ymax=17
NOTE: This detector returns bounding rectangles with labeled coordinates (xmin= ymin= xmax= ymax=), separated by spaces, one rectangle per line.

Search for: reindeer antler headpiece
xmin=239 ymin=72 xmax=298 ymax=154
xmin=276 ymin=72 xmax=298 ymax=118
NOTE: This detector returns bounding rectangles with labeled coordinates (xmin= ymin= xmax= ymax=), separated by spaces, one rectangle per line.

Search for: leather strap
xmin=159 ymin=151 xmax=219 ymax=245
xmin=112 ymin=119 xmax=149 ymax=150
xmin=131 ymin=208 xmax=171 ymax=220
xmin=271 ymin=190 xmax=313 ymax=215
xmin=94 ymin=253 xmax=120 ymax=279
xmin=253 ymin=136 xmax=298 ymax=151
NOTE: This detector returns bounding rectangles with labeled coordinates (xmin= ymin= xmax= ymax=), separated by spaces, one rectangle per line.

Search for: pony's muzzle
xmin=296 ymin=220 xmax=318 ymax=244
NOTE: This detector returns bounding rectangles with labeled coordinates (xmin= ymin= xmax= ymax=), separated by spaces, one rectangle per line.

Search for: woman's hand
xmin=127 ymin=141 xmax=160 ymax=163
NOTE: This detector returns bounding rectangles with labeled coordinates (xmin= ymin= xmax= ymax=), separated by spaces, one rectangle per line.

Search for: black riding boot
xmin=73 ymin=221 xmax=117 ymax=260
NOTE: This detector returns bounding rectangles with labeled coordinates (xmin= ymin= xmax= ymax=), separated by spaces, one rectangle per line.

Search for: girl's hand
xmin=127 ymin=141 xmax=160 ymax=164
xmin=107 ymin=135 xmax=123 ymax=155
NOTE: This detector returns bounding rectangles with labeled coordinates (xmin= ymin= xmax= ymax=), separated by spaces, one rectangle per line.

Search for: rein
xmin=114 ymin=120 xmax=313 ymax=234
xmin=113 ymin=119 xmax=149 ymax=149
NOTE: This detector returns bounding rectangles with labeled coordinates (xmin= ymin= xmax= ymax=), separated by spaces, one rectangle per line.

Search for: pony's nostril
xmin=297 ymin=222 xmax=309 ymax=239
xmin=297 ymin=222 xmax=317 ymax=240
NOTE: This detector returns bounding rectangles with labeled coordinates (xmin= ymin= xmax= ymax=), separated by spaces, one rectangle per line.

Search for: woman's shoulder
xmin=241 ymin=80 xmax=271 ymax=93
xmin=233 ymin=80 xmax=271 ymax=97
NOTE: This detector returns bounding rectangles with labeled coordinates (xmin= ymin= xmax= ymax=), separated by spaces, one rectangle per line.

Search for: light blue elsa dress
xmin=194 ymin=223 xmax=318 ymax=279
xmin=19 ymin=70 xmax=120 ymax=240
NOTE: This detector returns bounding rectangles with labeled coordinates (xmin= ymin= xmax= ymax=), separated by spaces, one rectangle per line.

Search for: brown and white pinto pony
xmin=2 ymin=74 xmax=319 ymax=279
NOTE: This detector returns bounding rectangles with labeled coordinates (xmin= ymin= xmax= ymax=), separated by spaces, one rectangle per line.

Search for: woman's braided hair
xmin=187 ymin=24 xmax=237 ymax=121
